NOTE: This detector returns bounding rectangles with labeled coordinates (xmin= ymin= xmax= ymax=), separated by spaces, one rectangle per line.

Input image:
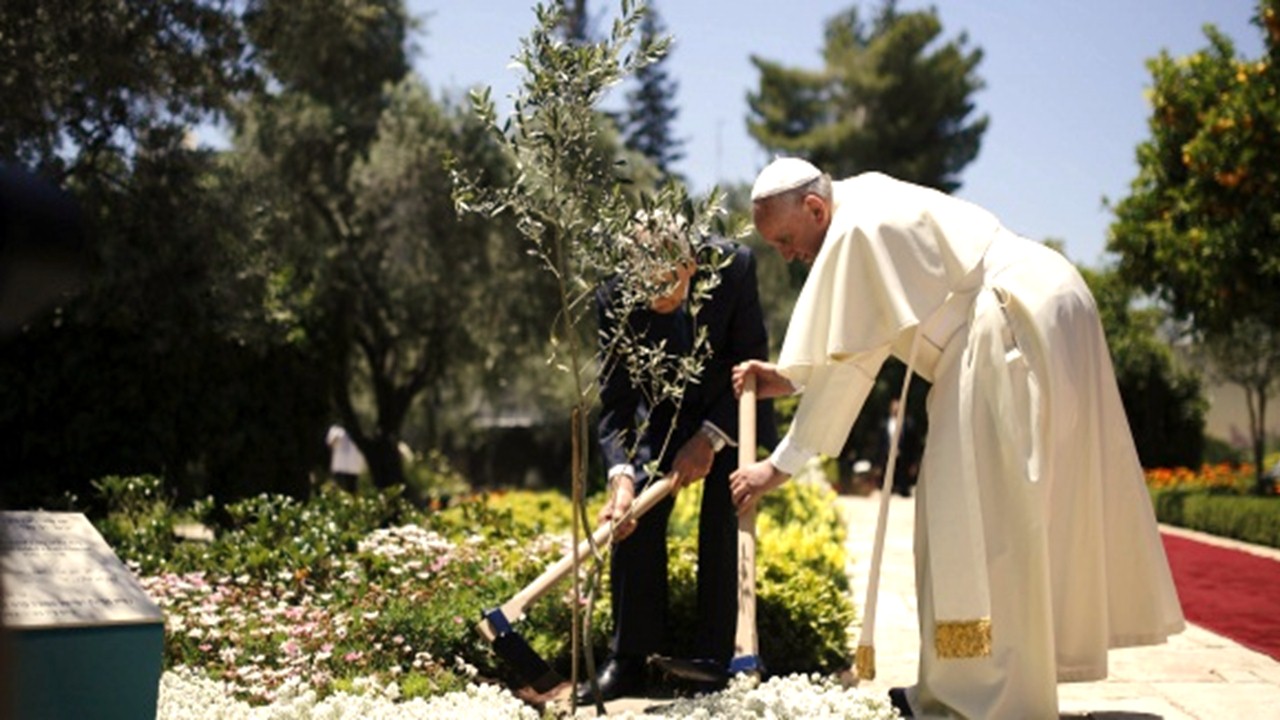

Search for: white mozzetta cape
xmin=770 ymin=173 xmax=1184 ymax=718
xmin=771 ymin=173 xmax=997 ymax=471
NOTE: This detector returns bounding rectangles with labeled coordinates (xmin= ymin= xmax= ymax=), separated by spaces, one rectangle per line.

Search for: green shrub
xmin=92 ymin=475 xmax=178 ymax=568
xmin=402 ymin=449 xmax=471 ymax=506
xmin=647 ymin=478 xmax=852 ymax=675
xmin=1202 ymin=435 xmax=1244 ymax=465
xmin=198 ymin=485 xmax=424 ymax=582
xmin=1150 ymin=488 xmax=1280 ymax=549
xmin=93 ymin=471 xmax=856 ymax=702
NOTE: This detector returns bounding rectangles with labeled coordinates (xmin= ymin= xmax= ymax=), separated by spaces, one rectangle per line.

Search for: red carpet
xmin=1161 ymin=532 xmax=1280 ymax=660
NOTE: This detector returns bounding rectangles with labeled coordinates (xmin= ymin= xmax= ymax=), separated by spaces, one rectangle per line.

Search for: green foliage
xmin=1203 ymin=435 xmax=1246 ymax=464
xmin=243 ymin=0 xmax=410 ymax=120
xmin=235 ymin=0 xmax=549 ymax=490
xmin=432 ymin=488 xmax=577 ymax=539
xmin=104 ymin=473 xmax=855 ymax=701
xmin=1194 ymin=318 xmax=1280 ymax=490
xmin=747 ymin=0 xmax=988 ymax=191
xmin=0 ymin=2 xmax=331 ymax=508
xmin=1078 ymin=265 xmax=1207 ymax=469
xmin=1109 ymin=1 xmax=1280 ymax=336
xmin=402 ymin=449 xmax=472 ymax=505
xmin=1109 ymin=2 xmax=1280 ymax=483
xmin=92 ymin=475 xmax=183 ymax=569
xmin=204 ymin=486 xmax=422 ymax=579
xmin=1150 ymin=488 xmax=1280 ymax=548
xmin=452 ymin=0 xmax=746 ymax=683
xmin=618 ymin=6 xmax=685 ymax=178
xmin=0 ymin=0 xmax=251 ymax=174
xmin=103 ymin=482 xmax=422 ymax=578
xmin=667 ymin=479 xmax=855 ymax=674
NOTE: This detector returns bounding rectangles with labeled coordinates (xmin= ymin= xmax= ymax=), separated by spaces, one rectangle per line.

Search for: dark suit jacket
xmin=596 ymin=239 xmax=775 ymax=485
xmin=593 ymin=238 xmax=776 ymax=661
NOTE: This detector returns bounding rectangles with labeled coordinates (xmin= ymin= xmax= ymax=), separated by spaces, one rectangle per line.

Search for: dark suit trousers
xmin=609 ymin=450 xmax=739 ymax=663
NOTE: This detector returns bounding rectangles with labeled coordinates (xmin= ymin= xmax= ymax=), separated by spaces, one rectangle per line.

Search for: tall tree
xmin=338 ymin=78 xmax=547 ymax=486
xmin=238 ymin=0 xmax=547 ymax=489
xmin=619 ymin=5 xmax=685 ymax=178
xmin=1108 ymin=0 xmax=1280 ymax=488
xmin=0 ymin=1 xmax=330 ymax=507
xmin=454 ymin=0 xmax=738 ymax=696
xmin=1195 ymin=319 xmax=1280 ymax=477
xmin=236 ymin=0 xmax=413 ymax=489
xmin=0 ymin=0 xmax=250 ymax=181
xmin=559 ymin=0 xmax=592 ymax=43
xmin=747 ymin=0 xmax=987 ymax=192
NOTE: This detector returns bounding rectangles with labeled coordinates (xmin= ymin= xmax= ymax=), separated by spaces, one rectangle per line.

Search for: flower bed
xmin=156 ymin=669 xmax=900 ymax=719
xmin=1144 ymin=462 xmax=1258 ymax=493
xmin=92 ymin=474 xmax=872 ymax=715
xmin=1145 ymin=461 xmax=1280 ymax=549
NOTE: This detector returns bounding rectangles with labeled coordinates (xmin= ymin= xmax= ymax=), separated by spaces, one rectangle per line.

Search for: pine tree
xmin=747 ymin=0 xmax=986 ymax=192
xmin=619 ymin=6 xmax=685 ymax=179
xmin=559 ymin=0 xmax=590 ymax=43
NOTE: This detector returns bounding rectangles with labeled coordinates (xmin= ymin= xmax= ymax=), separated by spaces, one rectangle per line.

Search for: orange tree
xmin=1108 ymin=1 xmax=1280 ymax=491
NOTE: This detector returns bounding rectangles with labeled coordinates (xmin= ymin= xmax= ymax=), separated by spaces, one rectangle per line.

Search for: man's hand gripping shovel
xmin=650 ymin=374 xmax=762 ymax=685
xmin=476 ymin=474 xmax=675 ymax=695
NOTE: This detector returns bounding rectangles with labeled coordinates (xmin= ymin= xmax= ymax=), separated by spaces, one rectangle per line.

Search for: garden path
xmin=840 ymin=490 xmax=1280 ymax=720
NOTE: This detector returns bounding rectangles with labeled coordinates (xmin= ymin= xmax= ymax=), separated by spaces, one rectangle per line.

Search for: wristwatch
xmin=700 ymin=425 xmax=727 ymax=453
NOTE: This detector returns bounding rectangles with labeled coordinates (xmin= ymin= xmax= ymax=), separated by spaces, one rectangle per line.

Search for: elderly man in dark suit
xmin=578 ymin=236 xmax=775 ymax=703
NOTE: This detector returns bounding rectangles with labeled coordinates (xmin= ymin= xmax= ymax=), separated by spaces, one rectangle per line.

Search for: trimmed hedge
xmin=1150 ymin=488 xmax=1280 ymax=549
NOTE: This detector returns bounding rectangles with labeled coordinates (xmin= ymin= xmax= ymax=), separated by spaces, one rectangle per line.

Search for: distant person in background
xmin=325 ymin=425 xmax=366 ymax=493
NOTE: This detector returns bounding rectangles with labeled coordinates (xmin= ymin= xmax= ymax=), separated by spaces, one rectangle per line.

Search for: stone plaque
xmin=1 ymin=511 xmax=163 ymax=629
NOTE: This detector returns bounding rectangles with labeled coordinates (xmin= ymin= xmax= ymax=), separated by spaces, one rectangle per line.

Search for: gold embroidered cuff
xmin=855 ymin=645 xmax=875 ymax=680
xmin=935 ymin=618 xmax=992 ymax=659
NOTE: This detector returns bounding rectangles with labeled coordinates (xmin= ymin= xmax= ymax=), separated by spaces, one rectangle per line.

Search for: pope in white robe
xmin=730 ymin=158 xmax=1185 ymax=719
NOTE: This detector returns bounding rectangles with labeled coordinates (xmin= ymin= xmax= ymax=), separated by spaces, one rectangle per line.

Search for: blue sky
xmin=409 ymin=1 xmax=1264 ymax=267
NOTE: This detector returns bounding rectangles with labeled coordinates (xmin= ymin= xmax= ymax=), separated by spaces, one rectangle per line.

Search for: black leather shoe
xmin=889 ymin=686 xmax=914 ymax=717
xmin=575 ymin=656 xmax=646 ymax=704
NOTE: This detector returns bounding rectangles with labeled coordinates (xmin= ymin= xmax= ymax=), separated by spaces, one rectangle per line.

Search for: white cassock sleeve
xmin=769 ymin=346 xmax=890 ymax=475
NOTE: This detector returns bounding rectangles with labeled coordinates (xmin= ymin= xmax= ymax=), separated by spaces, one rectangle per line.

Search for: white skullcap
xmin=750 ymin=157 xmax=822 ymax=201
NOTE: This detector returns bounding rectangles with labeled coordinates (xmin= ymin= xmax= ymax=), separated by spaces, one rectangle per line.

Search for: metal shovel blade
xmin=483 ymin=607 xmax=564 ymax=693
xmin=648 ymin=655 xmax=730 ymax=683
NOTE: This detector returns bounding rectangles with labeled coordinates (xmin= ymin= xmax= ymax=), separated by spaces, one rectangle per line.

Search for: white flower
xmin=578 ymin=674 xmax=899 ymax=720
xmin=158 ymin=669 xmax=896 ymax=720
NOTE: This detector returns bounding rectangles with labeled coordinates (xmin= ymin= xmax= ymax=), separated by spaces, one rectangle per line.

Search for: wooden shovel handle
xmin=731 ymin=375 xmax=760 ymax=668
xmin=738 ymin=375 xmax=757 ymax=468
xmin=478 ymin=476 xmax=674 ymax=641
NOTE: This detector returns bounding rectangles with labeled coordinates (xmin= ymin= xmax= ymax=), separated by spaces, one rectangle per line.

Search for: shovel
xmin=478 ymin=475 xmax=676 ymax=693
xmin=651 ymin=374 xmax=761 ymax=684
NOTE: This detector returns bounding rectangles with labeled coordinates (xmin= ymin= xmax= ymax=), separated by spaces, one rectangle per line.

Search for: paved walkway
xmin=582 ymin=487 xmax=1280 ymax=717
xmin=840 ymin=491 xmax=1280 ymax=720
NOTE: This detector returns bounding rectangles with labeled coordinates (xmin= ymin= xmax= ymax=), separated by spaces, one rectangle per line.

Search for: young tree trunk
xmin=1254 ymin=385 xmax=1269 ymax=495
